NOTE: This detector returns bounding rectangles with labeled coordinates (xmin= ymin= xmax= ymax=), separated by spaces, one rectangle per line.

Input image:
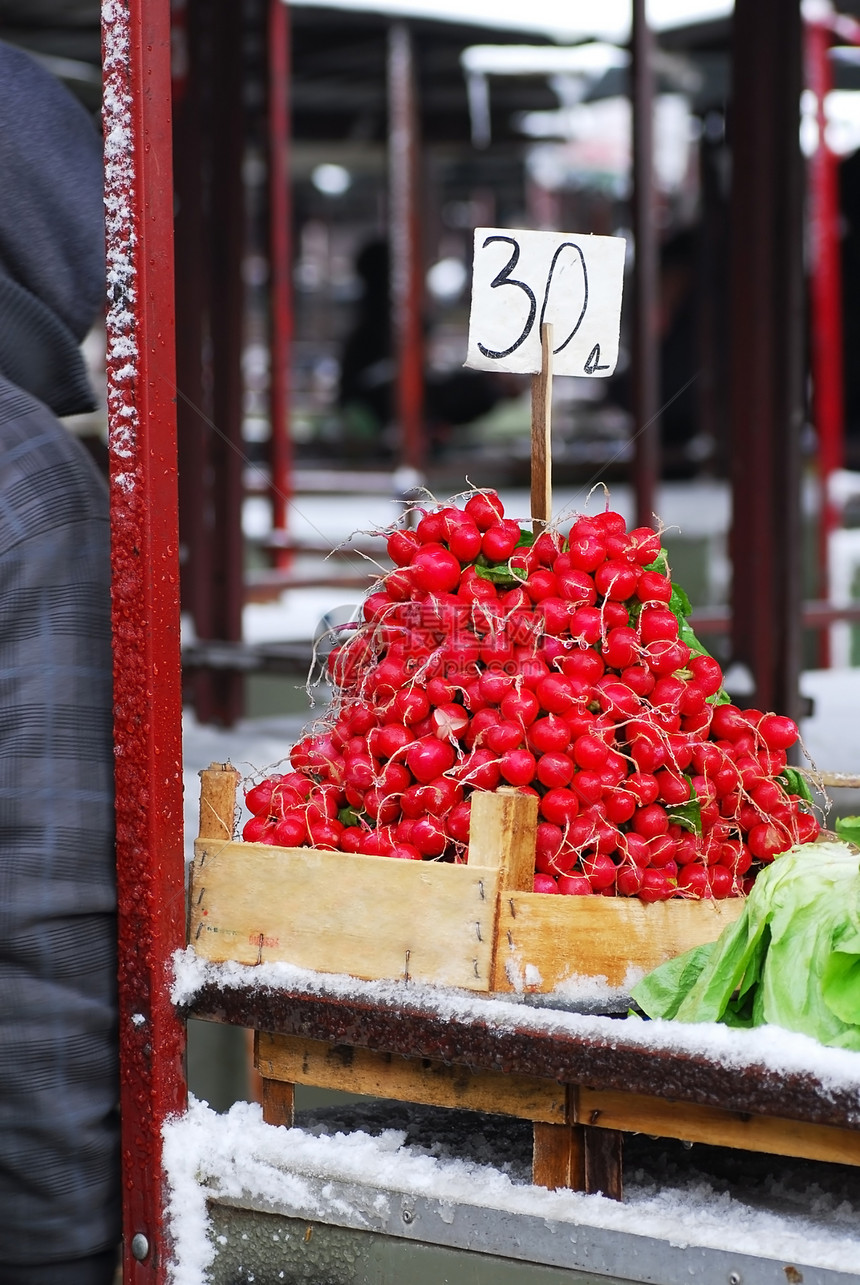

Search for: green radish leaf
xmin=836 ymin=815 xmax=860 ymax=847
xmin=475 ymin=562 xmax=526 ymax=584
xmin=670 ymin=583 xmax=693 ymax=619
xmin=515 ymin=528 xmax=537 ymax=549
xmin=668 ymin=797 xmax=702 ymax=836
xmin=338 ymin=806 xmax=362 ymax=827
xmin=644 ymin=550 xmax=670 ymax=577
xmin=779 ymin=766 xmax=815 ymax=805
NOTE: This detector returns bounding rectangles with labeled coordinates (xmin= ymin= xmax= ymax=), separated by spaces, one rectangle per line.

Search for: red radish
xmin=432 ymin=702 xmax=470 ymax=740
xmin=557 ymin=570 xmax=597 ymax=606
xmin=390 ymin=843 xmax=423 ymax=861
xmin=447 ymin=520 xmax=482 ymax=563
xmin=632 ymin=803 xmax=670 ymax=839
xmin=411 ymin=816 xmax=447 ymax=857
xmin=528 ymin=715 xmax=572 ymax=754
xmin=412 ymin=546 xmax=462 ymax=594
xmin=539 ymin=787 xmax=579 ymax=826
xmin=758 ymin=713 xmax=799 ymax=751
xmin=406 ymin=737 xmax=456 ymax=783
xmin=387 ymin=528 xmax=420 ymax=566
xmin=635 ymin=569 xmax=673 ymax=602
xmin=558 ymin=873 xmax=593 ymax=895
xmin=687 ymin=653 xmax=723 ymax=695
xmin=243 ymin=815 xmax=277 ymax=843
xmin=533 ymin=873 xmax=560 ymax=894
xmin=451 ymin=748 xmax=502 ymax=790
xmin=638 ymin=606 xmax=679 ymax=644
xmin=595 ymin=559 xmax=639 ymax=600
xmin=500 ymin=688 xmax=540 ymax=727
xmin=677 ymin=865 xmax=710 ymax=897
xmin=499 ymin=748 xmax=537 ymax=786
xmin=569 ymin=607 xmax=603 ymax=645
xmin=581 ymin=852 xmax=617 ymax=891
xmin=536 ymin=751 xmax=574 ymax=788
xmin=567 ymin=521 xmax=606 ymax=571
xmin=482 ymin=520 xmax=521 ymax=562
xmin=628 ymin=526 xmax=662 ymax=564
xmin=536 ymin=673 xmax=576 ymax=714
xmin=464 ymin=490 xmax=504 ymax=530
xmin=616 ymin=864 xmax=645 ymax=896
xmin=272 ymin=814 xmax=307 ymax=846
xmin=447 ymin=800 xmax=472 ymax=843
xmin=484 ymin=721 xmax=525 ymax=754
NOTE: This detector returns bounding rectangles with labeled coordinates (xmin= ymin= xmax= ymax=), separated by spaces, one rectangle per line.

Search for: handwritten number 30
xmin=477 ymin=236 xmax=590 ymax=363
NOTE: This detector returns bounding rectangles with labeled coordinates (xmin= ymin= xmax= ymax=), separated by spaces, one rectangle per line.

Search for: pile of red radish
xmin=243 ymin=492 xmax=819 ymax=901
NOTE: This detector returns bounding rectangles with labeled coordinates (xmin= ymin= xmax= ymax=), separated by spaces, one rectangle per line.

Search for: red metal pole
xmin=102 ymin=3 xmax=187 ymax=1282
xmin=806 ymin=14 xmax=845 ymax=665
xmin=268 ymin=0 xmax=294 ymax=567
xmin=388 ymin=23 xmax=425 ymax=474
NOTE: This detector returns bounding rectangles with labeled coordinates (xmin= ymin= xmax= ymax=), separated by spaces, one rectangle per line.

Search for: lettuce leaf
xmin=631 ymin=841 xmax=860 ymax=1050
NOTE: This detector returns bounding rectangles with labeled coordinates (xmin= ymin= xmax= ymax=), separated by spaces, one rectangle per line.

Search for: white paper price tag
xmin=465 ymin=227 xmax=626 ymax=378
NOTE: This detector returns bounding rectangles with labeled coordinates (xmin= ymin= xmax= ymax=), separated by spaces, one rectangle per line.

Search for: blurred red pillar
xmin=388 ymin=23 xmax=426 ymax=475
xmin=268 ymin=0 xmax=294 ymax=565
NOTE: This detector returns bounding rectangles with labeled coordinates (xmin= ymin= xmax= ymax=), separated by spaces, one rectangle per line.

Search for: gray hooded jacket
xmin=0 ymin=41 xmax=119 ymax=1267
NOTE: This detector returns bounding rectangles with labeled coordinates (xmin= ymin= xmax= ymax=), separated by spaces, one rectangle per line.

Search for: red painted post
xmin=102 ymin=3 xmax=187 ymax=1282
xmin=388 ymin=22 xmax=425 ymax=474
xmin=268 ymin=0 xmax=294 ymax=567
xmin=806 ymin=12 xmax=845 ymax=665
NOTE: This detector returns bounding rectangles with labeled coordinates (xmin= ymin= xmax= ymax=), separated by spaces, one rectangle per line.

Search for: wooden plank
xmin=530 ymin=321 xmax=554 ymax=529
xmin=582 ymin=1126 xmax=624 ymax=1201
xmin=469 ymin=788 xmax=538 ymax=891
xmin=256 ymin=1032 xmax=566 ymax=1124
xmin=576 ymin=1088 xmax=860 ymax=1167
xmin=260 ymin=1078 xmax=296 ymax=1128
xmin=198 ymin=762 xmax=239 ymax=841
xmin=495 ymin=893 xmax=745 ymax=991
xmin=189 ymin=839 xmax=500 ymax=990
xmin=533 ymin=1123 xmax=585 ymax=1191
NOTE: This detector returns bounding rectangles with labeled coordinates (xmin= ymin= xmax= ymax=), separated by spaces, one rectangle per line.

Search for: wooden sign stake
xmin=530 ymin=321 xmax=554 ymax=530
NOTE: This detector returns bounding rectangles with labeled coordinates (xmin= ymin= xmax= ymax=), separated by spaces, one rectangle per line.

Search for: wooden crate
xmin=189 ymin=764 xmax=744 ymax=991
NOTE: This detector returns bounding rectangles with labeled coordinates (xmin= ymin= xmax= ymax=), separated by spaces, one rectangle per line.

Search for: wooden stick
xmin=815 ymin=772 xmax=860 ymax=790
xmin=198 ymin=762 xmax=239 ymax=841
xmin=530 ymin=321 xmax=554 ymax=530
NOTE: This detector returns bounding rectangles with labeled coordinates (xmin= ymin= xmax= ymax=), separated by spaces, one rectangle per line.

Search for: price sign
xmin=465 ymin=228 xmax=626 ymax=378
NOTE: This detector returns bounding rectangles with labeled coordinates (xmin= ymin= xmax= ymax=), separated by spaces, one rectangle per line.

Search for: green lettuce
xmin=631 ymin=839 xmax=860 ymax=1050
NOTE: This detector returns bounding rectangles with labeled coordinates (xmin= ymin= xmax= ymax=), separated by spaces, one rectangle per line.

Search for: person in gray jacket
xmin=0 ymin=40 xmax=120 ymax=1285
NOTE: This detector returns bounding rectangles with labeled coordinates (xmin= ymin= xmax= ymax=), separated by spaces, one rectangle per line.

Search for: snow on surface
xmin=163 ymin=1094 xmax=860 ymax=1285
xmin=171 ymin=949 xmax=860 ymax=1105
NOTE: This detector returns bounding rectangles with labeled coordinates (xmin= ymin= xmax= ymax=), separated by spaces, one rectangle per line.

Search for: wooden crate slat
xmin=575 ymin=1087 xmax=860 ymax=1167
xmin=189 ymin=839 xmax=500 ymax=990
xmin=256 ymin=1032 xmax=566 ymax=1124
xmin=494 ymin=893 xmax=745 ymax=990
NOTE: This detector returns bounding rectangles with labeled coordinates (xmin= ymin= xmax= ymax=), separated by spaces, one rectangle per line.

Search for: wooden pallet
xmin=189 ymin=764 xmax=744 ymax=992
xmin=252 ymin=1030 xmax=860 ymax=1201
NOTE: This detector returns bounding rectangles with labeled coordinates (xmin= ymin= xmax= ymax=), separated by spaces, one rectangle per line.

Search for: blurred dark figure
xmin=338 ymin=238 xmax=515 ymax=455
xmin=656 ymin=228 xmax=700 ymax=458
xmin=607 ymin=226 xmax=703 ymax=475
xmin=0 ymin=41 xmax=119 ymax=1285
